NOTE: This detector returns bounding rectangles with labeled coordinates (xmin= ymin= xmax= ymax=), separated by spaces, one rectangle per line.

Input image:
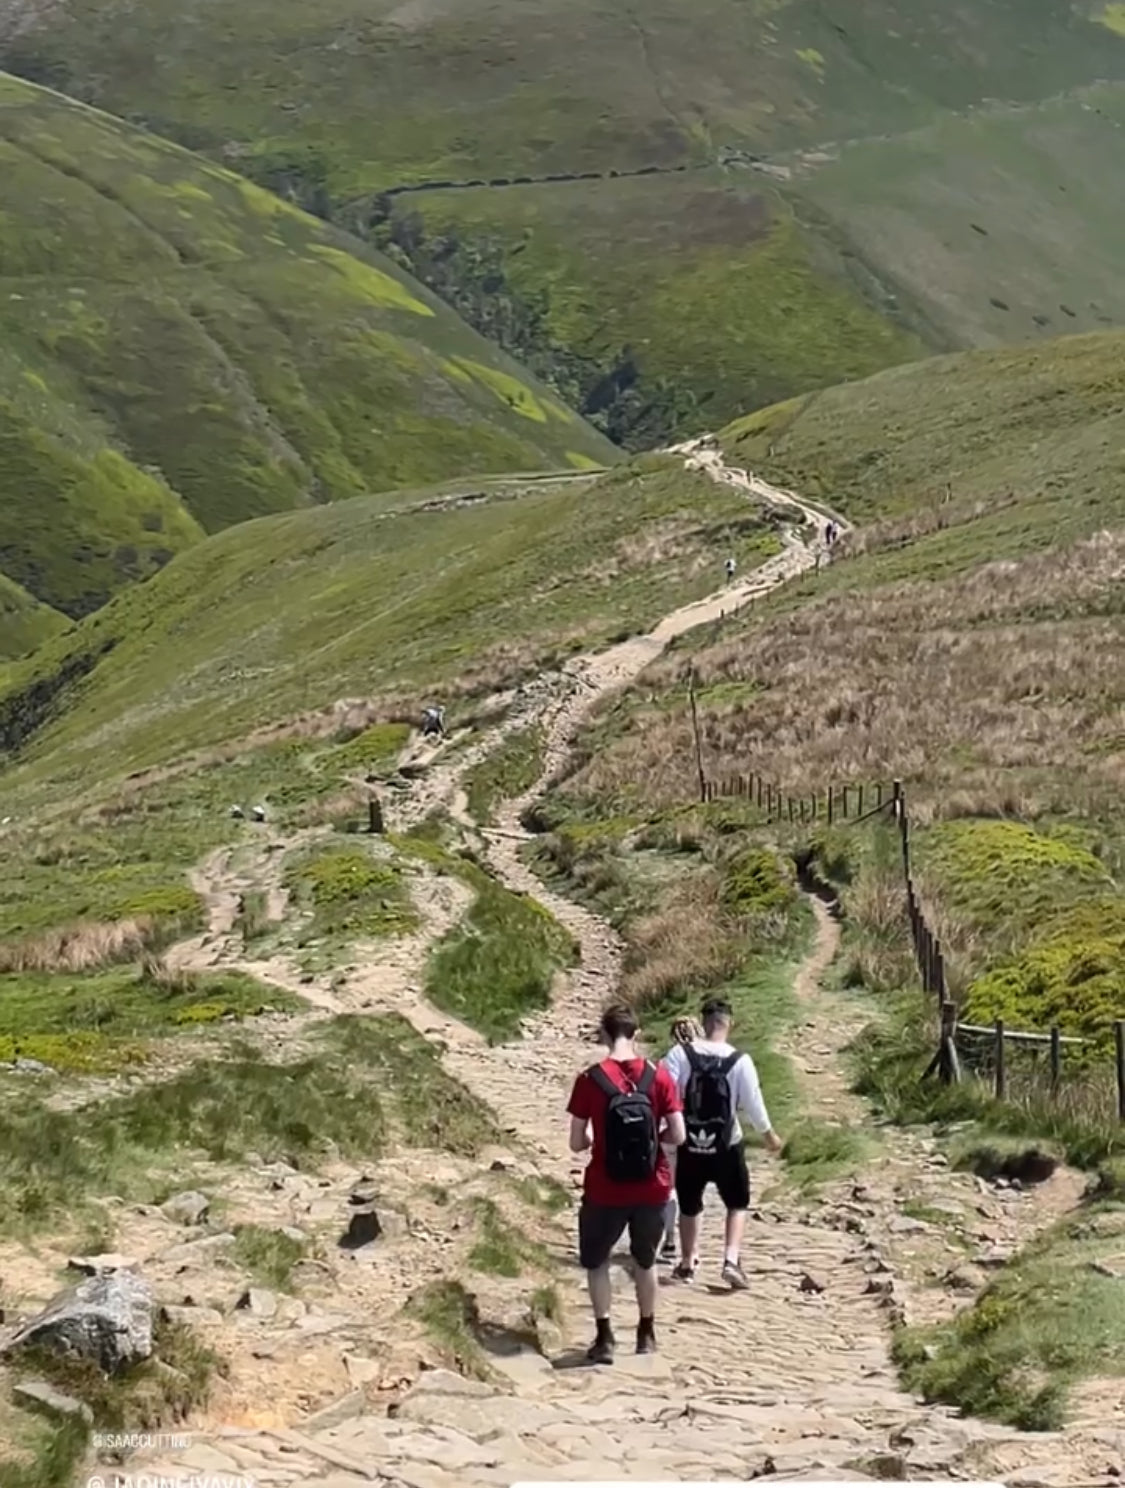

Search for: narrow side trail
xmin=131 ymin=440 xmax=1118 ymax=1488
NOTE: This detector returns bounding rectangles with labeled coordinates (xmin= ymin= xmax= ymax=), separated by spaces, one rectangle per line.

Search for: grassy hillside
xmin=380 ymin=172 xmax=928 ymax=443
xmin=0 ymin=458 xmax=780 ymax=813
xmin=0 ymin=74 xmax=616 ymax=632
xmin=5 ymin=0 xmax=1125 ymax=444
xmin=794 ymin=83 xmax=1125 ymax=350
xmin=6 ymin=0 xmax=1123 ymax=185
xmin=0 ymin=572 xmax=68 ymax=660
xmin=552 ymin=328 xmax=1125 ymax=1051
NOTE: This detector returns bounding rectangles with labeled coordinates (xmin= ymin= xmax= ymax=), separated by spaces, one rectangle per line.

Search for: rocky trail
xmin=112 ymin=440 xmax=1119 ymax=1487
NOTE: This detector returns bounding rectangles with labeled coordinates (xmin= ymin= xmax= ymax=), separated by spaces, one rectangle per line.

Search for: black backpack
xmin=589 ymin=1061 xmax=659 ymax=1183
xmin=683 ymin=1045 xmax=741 ymax=1156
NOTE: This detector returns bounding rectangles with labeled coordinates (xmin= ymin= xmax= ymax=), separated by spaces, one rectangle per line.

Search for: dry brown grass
xmin=573 ymin=531 xmax=1125 ymax=816
xmin=954 ymin=1032 xmax=1124 ymax=1130
xmin=0 ymin=915 xmax=157 ymax=973
xmin=289 ymin=785 xmax=368 ymax=829
xmin=620 ymin=871 xmax=744 ymax=1012
xmin=840 ymin=490 xmax=1022 ymax=562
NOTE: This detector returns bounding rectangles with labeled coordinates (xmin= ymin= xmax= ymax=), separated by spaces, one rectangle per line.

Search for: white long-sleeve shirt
xmin=661 ymin=1039 xmax=772 ymax=1144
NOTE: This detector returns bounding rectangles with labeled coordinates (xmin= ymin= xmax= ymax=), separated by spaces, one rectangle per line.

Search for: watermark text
xmin=87 ymin=1475 xmax=252 ymax=1488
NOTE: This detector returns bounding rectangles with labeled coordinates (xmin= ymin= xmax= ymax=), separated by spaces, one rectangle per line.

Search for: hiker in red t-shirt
xmin=567 ymin=1002 xmax=684 ymax=1364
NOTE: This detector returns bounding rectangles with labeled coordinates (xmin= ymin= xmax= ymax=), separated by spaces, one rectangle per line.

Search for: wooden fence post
xmin=934 ymin=938 xmax=946 ymax=1000
xmin=788 ymin=797 xmax=795 ymax=824
xmin=876 ymin=781 xmax=884 ymax=809
xmin=857 ymin=783 xmax=864 ymax=818
xmin=687 ymin=666 xmax=707 ymax=803
xmin=1049 ymin=1026 xmax=1061 ymax=1098
xmin=894 ymin=779 xmax=910 ymax=880
xmin=756 ymin=776 xmax=763 ymax=808
xmin=995 ymin=1020 xmax=1006 ymax=1100
xmin=827 ymin=786 xmax=834 ymax=825
xmin=368 ymin=795 xmax=384 ymax=835
xmin=939 ymin=999 xmax=960 ymax=1084
xmin=1116 ymin=1021 xmax=1125 ymax=1122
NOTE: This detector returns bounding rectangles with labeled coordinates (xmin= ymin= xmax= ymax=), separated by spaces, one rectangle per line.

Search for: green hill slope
xmin=6 ymin=1 xmax=1125 ymax=443
xmin=0 ymin=572 xmax=68 ymax=660
xmin=0 ymin=458 xmax=779 ymax=809
xmin=550 ymin=326 xmax=1125 ymax=1138
xmin=6 ymin=0 xmax=1122 ymax=184
xmin=0 ymin=74 xmax=616 ymax=629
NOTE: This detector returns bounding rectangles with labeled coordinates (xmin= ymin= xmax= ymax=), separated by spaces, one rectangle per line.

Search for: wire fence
xmin=686 ymin=668 xmax=1125 ymax=1123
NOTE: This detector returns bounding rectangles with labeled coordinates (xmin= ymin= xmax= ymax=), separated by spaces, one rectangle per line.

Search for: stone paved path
xmin=125 ymin=443 xmax=1124 ymax=1488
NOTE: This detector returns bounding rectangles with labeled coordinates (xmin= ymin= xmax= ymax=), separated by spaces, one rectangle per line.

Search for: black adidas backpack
xmin=683 ymin=1046 xmax=741 ymax=1156
xmin=589 ymin=1061 xmax=659 ymax=1183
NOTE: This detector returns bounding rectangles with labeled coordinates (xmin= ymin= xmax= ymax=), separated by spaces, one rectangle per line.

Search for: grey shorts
xmin=577 ymin=1200 xmax=665 ymax=1272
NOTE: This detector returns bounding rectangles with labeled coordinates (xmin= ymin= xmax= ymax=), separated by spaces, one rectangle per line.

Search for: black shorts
xmin=577 ymin=1200 xmax=665 ymax=1272
xmin=675 ymin=1144 xmax=751 ymax=1218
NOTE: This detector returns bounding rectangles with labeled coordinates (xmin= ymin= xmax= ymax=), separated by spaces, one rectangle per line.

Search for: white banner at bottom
xmin=512 ymin=1482 xmax=1010 ymax=1488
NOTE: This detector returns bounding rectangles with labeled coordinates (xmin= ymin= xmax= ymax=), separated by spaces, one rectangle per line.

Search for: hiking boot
xmin=722 ymin=1258 xmax=750 ymax=1290
xmin=635 ymin=1322 xmax=657 ymax=1355
xmin=671 ymin=1259 xmax=697 ymax=1283
xmin=586 ymin=1328 xmax=615 ymax=1365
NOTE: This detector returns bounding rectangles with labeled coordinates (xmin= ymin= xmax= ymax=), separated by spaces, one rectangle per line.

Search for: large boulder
xmin=5 ymin=1269 xmax=154 ymax=1374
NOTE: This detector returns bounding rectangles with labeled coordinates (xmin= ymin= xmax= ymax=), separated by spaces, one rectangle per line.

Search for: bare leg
xmin=662 ymin=1196 xmax=677 ymax=1247
xmin=633 ymin=1264 xmax=657 ymax=1319
xmin=724 ymin=1208 xmax=747 ymax=1264
xmin=678 ymin=1211 xmax=702 ymax=1268
xmin=587 ymin=1264 xmax=612 ymax=1321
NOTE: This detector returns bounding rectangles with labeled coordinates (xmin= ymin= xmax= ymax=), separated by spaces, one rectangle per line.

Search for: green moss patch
xmin=721 ymin=847 xmax=798 ymax=916
xmin=894 ymin=1202 xmax=1125 ymax=1429
xmin=964 ymin=902 xmax=1125 ymax=1049
xmin=0 ymin=965 xmax=298 ymax=1071
xmin=464 ymin=726 xmax=545 ymax=824
xmin=322 ymin=722 xmax=411 ymax=776
xmin=426 ymin=866 xmax=577 ymax=1043
xmin=285 ymin=845 xmax=420 ymax=948
xmin=920 ymin=820 xmax=1111 ymax=941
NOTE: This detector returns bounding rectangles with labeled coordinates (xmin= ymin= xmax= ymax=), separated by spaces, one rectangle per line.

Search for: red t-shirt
xmin=567 ymin=1057 xmax=682 ymax=1208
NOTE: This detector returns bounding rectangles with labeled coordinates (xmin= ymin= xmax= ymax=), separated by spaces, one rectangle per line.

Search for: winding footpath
xmin=128 ymin=439 xmax=1121 ymax=1488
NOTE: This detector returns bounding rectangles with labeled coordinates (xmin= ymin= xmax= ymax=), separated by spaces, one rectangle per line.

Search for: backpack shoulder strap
xmin=684 ymin=1043 xmax=705 ymax=1072
xmin=588 ymin=1063 xmax=621 ymax=1099
xmin=720 ymin=1050 xmax=742 ymax=1074
xmin=635 ymin=1060 xmax=656 ymax=1095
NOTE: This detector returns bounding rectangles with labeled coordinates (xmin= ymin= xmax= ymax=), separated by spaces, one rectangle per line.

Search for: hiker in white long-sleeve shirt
xmin=661 ymin=996 xmax=783 ymax=1290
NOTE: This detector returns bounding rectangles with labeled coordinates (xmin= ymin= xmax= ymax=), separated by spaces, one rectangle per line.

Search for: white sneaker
xmin=722 ymin=1259 xmax=749 ymax=1290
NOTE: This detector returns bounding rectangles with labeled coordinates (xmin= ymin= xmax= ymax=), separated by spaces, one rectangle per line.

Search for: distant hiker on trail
xmin=421 ymin=704 xmax=445 ymax=740
xmin=825 ymin=519 xmax=839 ymax=548
xmin=567 ymin=1003 xmax=684 ymax=1363
xmin=662 ymin=996 xmax=784 ymax=1290
xmin=661 ymin=1016 xmax=701 ymax=1262
xmin=725 ymin=555 xmax=736 ymax=583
